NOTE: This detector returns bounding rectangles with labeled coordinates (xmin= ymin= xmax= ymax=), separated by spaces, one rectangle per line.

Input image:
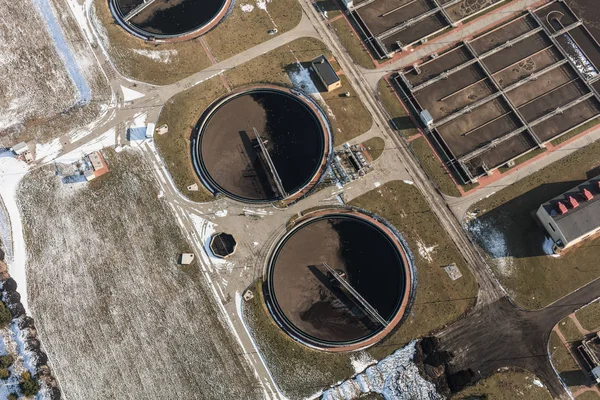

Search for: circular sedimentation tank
xmin=110 ymin=0 xmax=230 ymax=40
xmin=264 ymin=209 xmax=415 ymax=351
xmin=194 ymin=86 xmax=331 ymax=203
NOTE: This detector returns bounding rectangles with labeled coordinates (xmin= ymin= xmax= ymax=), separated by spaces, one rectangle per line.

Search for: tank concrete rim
xmin=109 ymin=0 xmax=231 ymax=41
xmin=263 ymin=208 xmax=415 ymax=352
xmin=193 ymin=85 xmax=332 ymax=204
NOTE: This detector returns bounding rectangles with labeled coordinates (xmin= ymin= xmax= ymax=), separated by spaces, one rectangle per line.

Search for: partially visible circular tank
xmin=110 ymin=0 xmax=230 ymax=40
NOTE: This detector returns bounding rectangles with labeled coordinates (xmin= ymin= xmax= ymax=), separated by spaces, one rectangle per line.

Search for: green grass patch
xmin=331 ymin=18 xmax=375 ymax=70
xmin=558 ymin=317 xmax=584 ymax=343
xmin=224 ymin=38 xmax=373 ymax=146
xmin=575 ymin=300 xmax=600 ymax=332
xmin=410 ymin=136 xmax=461 ymax=197
xmin=204 ymin=0 xmax=302 ymax=61
xmin=467 ymin=140 xmax=600 ymax=309
xmin=155 ymin=77 xmax=227 ymax=202
xmin=363 ymin=137 xmax=385 ymax=161
xmin=376 ymin=79 xmax=419 ymax=138
xmin=498 ymin=147 xmax=547 ymax=173
xmin=549 ymin=332 xmax=588 ymax=391
xmin=350 ymin=181 xmax=478 ymax=360
xmin=577 ymin=391 xmax=600 ymax=400
xmin=551 ymin=117 xmax=600 ymax=147
xmin=453 ymin=369 xmax=551 ymax=400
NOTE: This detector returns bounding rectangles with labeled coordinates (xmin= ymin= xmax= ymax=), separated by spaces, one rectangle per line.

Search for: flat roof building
xmin=536 ymin=175 xmax=600 ymax=252
xmin=12 ymin=142 xmax=28 ymax=156
xmin=311 ymin=55 xmax=341 ymax=92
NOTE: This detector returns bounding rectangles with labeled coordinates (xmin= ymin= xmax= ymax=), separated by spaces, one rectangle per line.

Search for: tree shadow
xmin=468 ymin=168 xmax=600 ymax=259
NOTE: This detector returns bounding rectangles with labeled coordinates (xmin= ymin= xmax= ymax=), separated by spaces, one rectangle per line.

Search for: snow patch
xmin=403 ymin=180 xmax=414 ymax=185
xmin=323 ymin=341 xmax=443 ymax=400
xmin=189 ymin=214 xmax=235 ymax=273
xmin=56 ymin=128 xmax=116 ymax=163
xmin=133 ymin=49 xmax=177 ymax=63
xmin=287 ymin=62 xmax=336 ymax=120
xmin=533 ymin=378 xmax=544 ymax=388
xmin=215 ymin=210 xmax=228 ymax=217
xmin=0 ymin=152 xmax=30 ymax=311
xmin=468 ymin=217 xmax=514 ymax=276
xmin=350 ymin=352 xmax=375 ymax=374
xmin=35 ymin=138 xmax=63 ymax=162
xmin=240 ymin=3 xmax=254 ymax=12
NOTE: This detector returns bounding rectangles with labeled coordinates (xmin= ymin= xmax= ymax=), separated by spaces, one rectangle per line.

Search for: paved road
xmin=438 ymin=276 xmax=600 ymax=399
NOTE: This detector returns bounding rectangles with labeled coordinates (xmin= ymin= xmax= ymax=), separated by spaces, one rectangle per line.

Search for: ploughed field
xmin=18 ymin=150 xmax=261 ymax=399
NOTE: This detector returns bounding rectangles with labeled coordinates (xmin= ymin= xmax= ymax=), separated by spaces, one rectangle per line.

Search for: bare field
xmin=0 ymin=0 xmax=109 ymax=147
xmin=18 ymin=150 xmax=261 ymax=399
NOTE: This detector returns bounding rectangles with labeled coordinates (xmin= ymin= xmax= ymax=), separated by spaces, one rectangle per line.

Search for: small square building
xmin=311 ymin=55 xmax=341 ymax=92
xmin=536 ymin=175 xmax=600 ymax=252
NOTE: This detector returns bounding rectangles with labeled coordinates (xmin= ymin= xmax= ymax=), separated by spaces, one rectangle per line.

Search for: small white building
xmin=536 ymin=175 xmax=600 ymax=252
xmin=145 ymin=123 xmax=156 ymax=139
xmin=592 ymin=366 xmax=600 ymax=383
xmin=419 ymin=110 xmax=434 ymax=129
xmin=11 ymin=142 xmax=28 ymax=156
xmin=179 ymin=253 xmax=195 ymax=265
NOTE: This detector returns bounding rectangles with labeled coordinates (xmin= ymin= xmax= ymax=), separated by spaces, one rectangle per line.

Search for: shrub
xmin=0 ymin=354 xmax=14 ymax=369
xmin=0 ymin=368 xmax=10 ymax=379
xmin=19 ymin=371 xmax=39 ymax=397
xmin=0 ymin=301 xmax=12 ymax=327
xmin=7 ymin=393 xmax=18 ymax=400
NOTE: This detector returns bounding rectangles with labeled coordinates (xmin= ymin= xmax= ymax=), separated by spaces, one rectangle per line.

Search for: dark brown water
xmin=116 ymin=0 xmax=226 ymax=36
xmin=198 ymin=90 xmax=326 ymax=202
xmin=269 ymin=215 xmax=407 ymax=344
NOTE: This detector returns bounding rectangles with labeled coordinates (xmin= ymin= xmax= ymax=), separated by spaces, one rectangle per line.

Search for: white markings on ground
xmin=416 ymin=237 xmax=438 ymax=263
xmin=121 ymin=85 xmax=145 ymax=102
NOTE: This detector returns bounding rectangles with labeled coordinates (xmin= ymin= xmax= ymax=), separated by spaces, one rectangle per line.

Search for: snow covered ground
xmin=322 ymin=341 xmax=443 ymax=400
xmin=0 ymin=152 xmax=30 ymax=311
xmin=17 ymin=150 xmax=263 ymax=399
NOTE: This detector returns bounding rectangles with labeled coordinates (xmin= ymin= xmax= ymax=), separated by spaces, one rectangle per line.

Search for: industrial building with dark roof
xmin=311 ymin=55 xmax=341 ymax=92
xmin=536 ymin=175 xmax=600 ymax=252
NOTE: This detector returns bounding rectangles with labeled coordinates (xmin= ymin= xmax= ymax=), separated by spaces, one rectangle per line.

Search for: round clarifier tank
xmin=110 ymin=0 xmax=230 ymax=40
xmin=264 ymin=209 xmax=415 ymax=352
xmin=194 ymin=86 xmax=331 ymax=203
